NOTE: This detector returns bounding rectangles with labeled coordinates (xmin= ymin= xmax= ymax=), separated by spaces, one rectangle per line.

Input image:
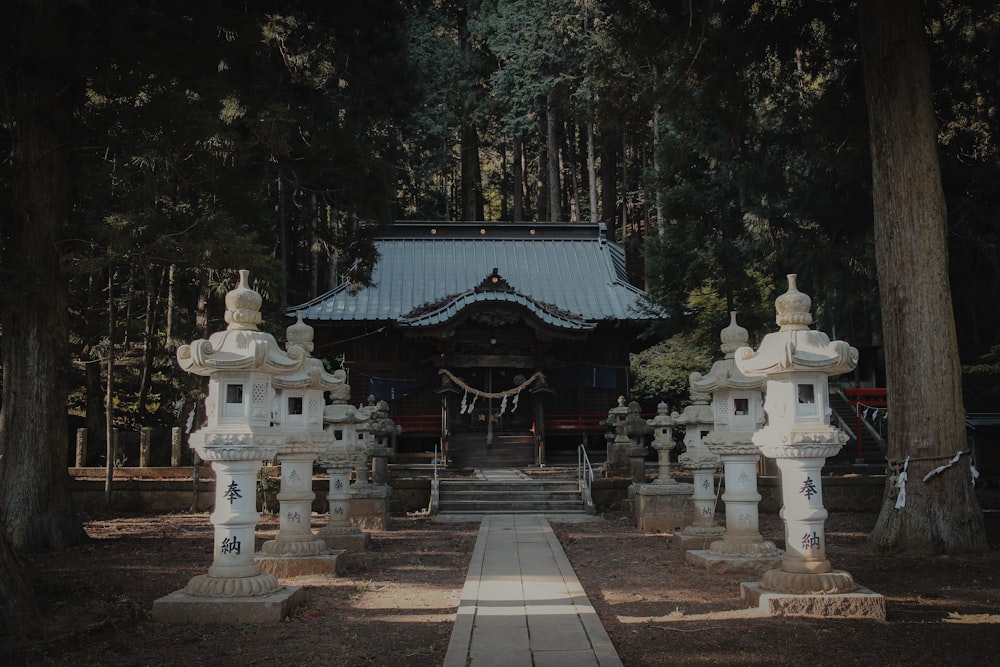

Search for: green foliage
xmin=630 ymin=334 xmax=716 ymax=409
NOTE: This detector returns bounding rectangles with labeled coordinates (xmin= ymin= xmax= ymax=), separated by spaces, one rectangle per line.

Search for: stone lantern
xmin=735 ymin=275 xmax=864 ymax=597
xmin=672 ymin=376 xmax=723 ymax=549
xmin=647 ymin=402 xmax=677 ymax=485
xmin=631 ymin=400 xmax=693 ymax=533
xmin=605 ymin=396 xmax=631 ymax=474
xmin=256 ymin=312 xmax=345 ymax=576
xmin=624 ymin=400 xmax=652 ymax=484
xmin=688 ymin=312 xmax=781 ymax=569
xmin=318 ymin=382 xmax=372 ymax=552
xmin=352 ymin=397 xmax=401 ymax=531
xmin=154 ymin=269 xmax=306 ymax=624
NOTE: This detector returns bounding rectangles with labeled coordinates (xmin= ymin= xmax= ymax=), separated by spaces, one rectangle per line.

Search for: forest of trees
xmin=2 ymin=0 xmax=999 ymax=630
xmin=3 ymin=1 xmax=999 ymax=440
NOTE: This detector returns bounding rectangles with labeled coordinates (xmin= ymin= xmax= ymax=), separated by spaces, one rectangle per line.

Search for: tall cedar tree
xmin=859 ymin=0 xmax=986 ymax=553
xmin=1 ymin=0 xmax=88 ymax=635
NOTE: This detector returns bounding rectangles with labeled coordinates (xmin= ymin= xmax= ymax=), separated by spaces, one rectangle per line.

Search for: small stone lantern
xmin=692 ymin=313 xmax=780 ymax=565
xmin=352 ymin=397 xmax=401 ymax=531
xmin=736 ymin=275 xmax=859 ymax=595
xmin=624 ymin=400 xmax=652 ymax=483
xmin=154 ymin=270 xmax=306 ymax=624
xmin=257 ymin=312 xmax=345 ymax=573
xmin=605 ymin=396 xmax=631 ymax=474
xmin=647 ymin=402 xmax=677 ymax=484
xmin=318 ymin=382 xmax=372 ymax=552
xmin=673 ymin=377 xmax=723 ymax=547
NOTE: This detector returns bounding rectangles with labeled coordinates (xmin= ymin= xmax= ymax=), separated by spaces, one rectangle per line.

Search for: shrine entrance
xmin=439 ymin=366 xmax=549 ymax=468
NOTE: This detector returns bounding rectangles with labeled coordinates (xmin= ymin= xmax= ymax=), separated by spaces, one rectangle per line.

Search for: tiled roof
xmin=290 ymin=222 xmax=655 ymax=327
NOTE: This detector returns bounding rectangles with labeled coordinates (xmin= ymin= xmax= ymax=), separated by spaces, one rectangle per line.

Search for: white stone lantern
xmin=318 ymin=382 xmax=372 ymax=552
xmin=736 ymin=275 xmax=859 ymax=594
xmin=673 ymin=377 xmax=723 ymax=546
xmin=693 ymin=313 xmax=780 ymax=564
xmin=154 ymin=270 xmax=306 ymax=624
xmin=257 ymin=312 xmax=345 ymax=568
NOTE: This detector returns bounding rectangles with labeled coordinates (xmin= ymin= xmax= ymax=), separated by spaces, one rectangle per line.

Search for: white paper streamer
xmin=971 ymin=461 xmax=980 ymax=487
xmin=459 ymin=391 xmax=468 ymax=415
xmin=511 ymin=393 xmax=520 ymax=413
xmin=922 ymin=451 xmax=965 ymax=482
xmin=894 ymin=456 xmax=909 ymax=509
xmin=499 ymin=394 xmax=508 ymax=415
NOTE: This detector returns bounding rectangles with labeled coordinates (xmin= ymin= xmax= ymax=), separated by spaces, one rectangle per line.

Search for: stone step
xmin=436 ymin=476 xmax=586 ymax=514
xmin=437 ymin=499 xmax=585 ymax=513
xmin=439 ymin=480 xmax=579 ymax=493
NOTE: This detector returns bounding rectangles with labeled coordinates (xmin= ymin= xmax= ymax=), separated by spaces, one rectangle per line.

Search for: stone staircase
xmin=436 ymin=477 xmax=586 ymax=515
xmin=829 ymin=390 xmax=886 ymax=464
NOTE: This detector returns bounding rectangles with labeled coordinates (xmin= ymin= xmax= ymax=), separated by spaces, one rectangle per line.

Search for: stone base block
xmin=255 ymin=552 xmax=345 ymax=578
xmin=686 ymin=550 xmax=784 ymax=575
xmin=350 ymin=495 xmax=390 ymax=531
xmin=740 ymin=582 xmax=886 ymax=620
xmin=630 ymin=482 xmax=693 ymax=533
xmin=672 ymin=532 xmax=724 ymax=551
xmin=152 ymin=585 xmax=305 ymax=625
xmin=320 ymin=531 xmax=370 ymax=552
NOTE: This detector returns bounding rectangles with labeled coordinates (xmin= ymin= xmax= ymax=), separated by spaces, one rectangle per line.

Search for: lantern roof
xmin=176 ymin=270 xmax=305 ymax=377
xmin=735 ymin=275 xmax=858 ymax=378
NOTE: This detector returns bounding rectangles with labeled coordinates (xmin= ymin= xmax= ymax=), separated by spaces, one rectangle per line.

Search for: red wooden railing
xmin=393 ymin=414 xmax=440 ymax=434
xmin=844 ymin=388 xmax=887 ymax=461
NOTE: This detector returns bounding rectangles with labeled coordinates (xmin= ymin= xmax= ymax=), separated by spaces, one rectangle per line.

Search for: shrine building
xmin=290 ymin=221 xmax=658 ymax=468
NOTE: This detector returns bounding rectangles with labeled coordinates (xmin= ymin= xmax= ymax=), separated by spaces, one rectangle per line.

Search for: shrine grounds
xmin=6 ymin=493 xmax=1000 ymax=667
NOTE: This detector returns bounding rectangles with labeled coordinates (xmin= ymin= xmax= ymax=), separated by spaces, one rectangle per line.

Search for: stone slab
xmin=320 ymin=531 xmax=370 ymax=552
xmin=255 ymin=551 xmax=344 ymax=578
xmin=151 ymin=585 xmax=305 ymax=624
xmin=672 ymin=532 xmax=723 ymax=551
xmin=740 ymin=582 xmax=886 ymax=620
xmin=685 ymin=550 xmax=783 ymax=575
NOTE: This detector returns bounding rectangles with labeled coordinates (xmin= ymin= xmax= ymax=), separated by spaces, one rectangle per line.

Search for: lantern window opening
xmin=225 ymin=384 xmax=244 ymax=404
xmin=287 ymin=396 xmax=304 ymax=415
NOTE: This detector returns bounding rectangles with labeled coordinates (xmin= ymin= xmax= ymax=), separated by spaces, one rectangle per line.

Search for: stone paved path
xmin=442 ymin=513 xmax=623 ymax=667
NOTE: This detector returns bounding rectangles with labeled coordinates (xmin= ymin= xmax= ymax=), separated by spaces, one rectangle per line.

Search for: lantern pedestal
xmin=630 ymin=482 xmax=693 ymax=533
xmin=672 ymin=452 xmax=724 ymax=550
xmin=318 ymin=463 xmax=370 ymax=552
xmin=152 ymin=585 xmax=306 ymax=625
xmin=740 ymin=582 xmax=886 ymax=619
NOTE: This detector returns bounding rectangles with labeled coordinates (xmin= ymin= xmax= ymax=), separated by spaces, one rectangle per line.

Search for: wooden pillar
xmin=140 ymin=426 xmax=152 ymax=467
xmin=171 ymin=427 xmax=183 ymax=467
xmin=75 ymin=428 xmax=88 ymax=467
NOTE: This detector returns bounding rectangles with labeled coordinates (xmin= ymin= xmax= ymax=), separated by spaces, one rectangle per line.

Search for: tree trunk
xmin=600 ymin=128 xmax=619 ymax=225
xmin=460 ymin=119 xmax=483 ymax=221
xmin=137 ymin=266 xmax=166 ymax=421
xmin=512 ymin=135 xmax=524 ymax=222
xmin=546 ymin=88 xmax=561 ymax=221
xmin=859 ymin=0 xmax=986 ymax=554
xmin=587 ymin=123 xmax=598 ymax=223
xmin=0 ymin=531 xmax=40 ymax=638
xmin=1 ymin=0 xmax=87 ymax=553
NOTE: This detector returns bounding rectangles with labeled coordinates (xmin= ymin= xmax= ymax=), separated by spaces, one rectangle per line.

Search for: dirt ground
xmin=5 ymin=501 xmax=1000 ymax=666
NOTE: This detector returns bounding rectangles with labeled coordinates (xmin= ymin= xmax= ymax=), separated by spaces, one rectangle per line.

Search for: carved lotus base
xmin=708 ymin=539 xmax=780 ymax=558
xmin=761 ymin=568 xmax=857 ymax=595
xmin=183 ymin=572 xmax=281 ymax=598
xmin=258 ymin=537 xmax=329 ymax=556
